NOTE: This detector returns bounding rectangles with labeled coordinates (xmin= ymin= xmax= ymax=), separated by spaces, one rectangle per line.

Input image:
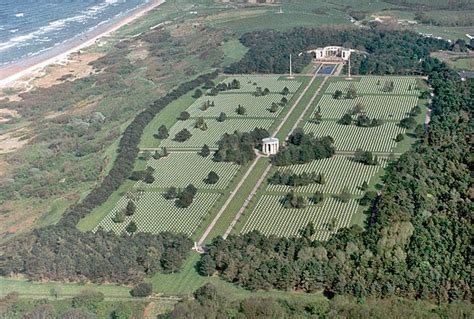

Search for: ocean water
xmin=0 ymin=0 xmax=149 ymax=67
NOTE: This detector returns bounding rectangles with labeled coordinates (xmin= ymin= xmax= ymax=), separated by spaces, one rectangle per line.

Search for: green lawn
xmin=0 ymin=277 xmax=131 ymax=300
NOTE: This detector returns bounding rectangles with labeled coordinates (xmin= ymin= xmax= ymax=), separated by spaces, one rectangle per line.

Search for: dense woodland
xmin=214 ymin=128 xmax=269 ymax=164
xmin=200 ymin=59 xmax=472 ymax=302
xmin=225 ymin=28 xmax=450 ymax=75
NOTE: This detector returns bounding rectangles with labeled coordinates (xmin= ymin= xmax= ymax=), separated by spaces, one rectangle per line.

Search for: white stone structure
xmin=307 ymin=46 xmax=352 ymax=61
xmin=262 ymin=137 xmax=279 ymax=155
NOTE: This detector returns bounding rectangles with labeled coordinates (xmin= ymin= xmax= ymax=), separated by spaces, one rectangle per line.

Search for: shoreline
xmin=0 ymin=0 xmax=165 ymax=89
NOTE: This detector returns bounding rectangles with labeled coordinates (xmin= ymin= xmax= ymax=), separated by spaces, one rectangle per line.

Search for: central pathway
xmin=197 ymin=73 xmax=321 ymax=246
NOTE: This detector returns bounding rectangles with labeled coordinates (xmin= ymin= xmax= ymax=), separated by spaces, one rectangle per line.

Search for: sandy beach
xmin=0 ymin=0 xmax=165 ymax=88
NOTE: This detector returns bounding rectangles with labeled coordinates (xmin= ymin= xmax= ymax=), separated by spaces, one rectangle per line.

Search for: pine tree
xmin=200 ymin=144 xmax=210 ymax=157
xmin=126 ymin=221 xmax=138 ymax=234
xmin=125 ymin=200 xmax=136 ymax=216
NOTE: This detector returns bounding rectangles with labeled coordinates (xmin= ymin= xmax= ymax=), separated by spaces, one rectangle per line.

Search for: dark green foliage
xmin=338 ymin=113 xmax=353 ymax=125
xmin=225 ymin=28 xmax=448 ymax=75
xmin=399 ymin=116 xmax=417 ymax=129
xmin=360 ymin=181 xmax=369 ymax=190
xmin=125 ymin=200 xmax=136 ymax=216
xmin=382 ymin=80 xmax=395 ymax=92
xmin=311 ymin=191 xmax=324 ymax=204
xmin=126 ymin=221 xmax=138 ymax=234
xmin=414 ymin=124 xmax=425 ymax=137
xmin=214 ymin=128 xmax=269 ymax=165
xmin=0 ymin=227 xmax=192 ymax=283
xmin=281 ymin=86 xmax=290 ymax=95
xmin=130 ymin=282 xmax=153 ymax=297
xmin=355 ymin=114 xmax=383 ymax=127
xmin=175 ymin=184 xmax=197 ymax=208
xmin=269 ymin=102 xmax=279 ymax=113
xmin=204 ymin=171 xmax=219 ymax=184
xmin=345 ymin=84 xmax=357 ymax=99
xmin=269 ymin=170 xmax=324 ymax=187
xmin=72 ymin=290 xmax=104 ymax=310
xmin=192 ymin=88 xmax=203 ymax=98
xmin=395 ymin=133 xmax=405 ymax=142
xmin=217 ymin=112 xmax=227 ymax=122
xmin=338 ymin=187 xmax=351 ymax=203
xmin=359 ymin=191 xmax=378 ymax=206
xmin=272 ymin=129 xmax=335 ymax=166
xmin=155 ymin=125 xmax=169 ymax=139
xmin=194 ymin=117 xmax=208 ymax=131
xmin=281 ymin=191 xmax=307 ymax=209
xmin=112 ymin=210 xmax=125 ymax=223
xmin=178 ymin=111 xmax=190 ymax=121
xmin=164 ymin=186 xmax=178 ymax=200
xmin=199 ymin=144 xmax=210 ymax=157
xmin=333 ymin=89 xmax=343 ymax=99
xmin=174 ymin=128 xmax=192 ymax=142
xmin=353 ymin=149 xmax=378 ymax=165
xmin=235 ymin=104 xmax=246 ymax=115
xmin=280 ymin=97 xmax=288 ymax=105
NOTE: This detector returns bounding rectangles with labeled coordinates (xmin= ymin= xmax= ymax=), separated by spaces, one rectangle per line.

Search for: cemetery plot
xmin=186 ymin=94 xmax=290 ymax=118
xmin=267 ymin=156 xmax=387 ymax=195
xmin=160 ymin=118 xmax=273 ymax=149
xmin=143 ymin=152 xmax=240 ymax=190
xmin=303 ymin=121 xmax=405 ymax=153
xmin=241 ymin=195 xmax=358 ymax=241
xmin=95 ymin=191 xmax=221 ymax=236
xmin=218 ymin=75 xmax=301 ymax=93
xmin=325 ymin=77 xmax=419 ymax=95
xmin=313 ymin=94 xmax=418 ymax=121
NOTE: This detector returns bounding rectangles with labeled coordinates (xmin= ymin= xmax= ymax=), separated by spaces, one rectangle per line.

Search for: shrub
xmin=174 ymin=129 xmax=192 ymax=142
xmin=130 ymin=282 xmax=153 ymax=297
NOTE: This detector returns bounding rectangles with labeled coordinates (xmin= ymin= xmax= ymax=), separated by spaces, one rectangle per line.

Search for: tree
xmin=338 ymin=187 xmax=351 ymax=203
xmin=193 ymin=88 xmax=203 ymax=98
xmin=205 ymin=171 xmax=219 ymax=184
xmin=280 ymin=97 xmax=288 ymax=105
xmin=338 ymin=113 xmax=353 ymax=125
xmin=130 ymin=282 xmax=153 ymax=297
xmin=345 ymin=84 xmax=357 ymax=99
xmin=269 ymin=102 xmax=279 ymax=113
xmin=414 ymin=124 xmax=425 ymax=138
xmin=126 ymin=221 xmax=138 ymax=234
xmin=125 ymin=201 xmax=136 ymax=216
xmin=281 ymin=86 xmax=290 ymax=95
xmin=198 ymin=255 xmax=216 ymax=277
xmin=395 ymin=133 xmax=404 ymax=142
xmin=311 ymin=191 xmax=324 ymax=204
xmin=156 ymin=125 xmax=169 ymax=139
xmin=178 ymin=111 xmax=190 ymax=121
xmin=399 ymin=117 xmax=416 ymax=129
xmin=174 ymin=129 xmax=192 ymax=142
xmin=164 ymin=187 xmax=178 ymax=200
xmin=195 ymin=117 xmax=208 ymax=131
xmin=112 ymin=210 xmax=125 ymax=223
xmin=176 ymin=184 xmax=197 ymax=208
xmin=333 ymin=90 xmax=343 ymax=99
xmin=217 ymin=112 xmax=227 ymax=122
xmin=236 ymin=104 xmax=246 ymax=115
xmin=200 ymin=144 xmax=210 ymax=157
xmin=361 ymin=181 xmax=369 ymax=190
xmin=359 ymin=191 xmax=377 ymax=206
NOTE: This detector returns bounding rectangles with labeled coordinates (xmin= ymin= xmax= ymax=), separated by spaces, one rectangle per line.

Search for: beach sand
xmin=0 ymin=0 xmax=165 ymax=88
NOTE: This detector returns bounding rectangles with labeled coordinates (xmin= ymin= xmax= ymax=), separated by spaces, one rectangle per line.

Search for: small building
xmin=262 ymin=137 xmax=279 ymax=155
xmin=307 ymin=46 xmax=352 ymax=61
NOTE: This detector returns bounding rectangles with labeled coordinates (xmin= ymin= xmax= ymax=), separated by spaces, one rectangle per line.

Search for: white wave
xmin=15 ymin=13 xmax=24 ymax=18
xmin=9 ymin=29 xmax=18 ymax=33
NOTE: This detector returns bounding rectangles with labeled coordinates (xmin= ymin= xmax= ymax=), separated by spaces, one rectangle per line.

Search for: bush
xmin=399 ymin=117 xmax=416 ymax=129
xmin=178 ymin=111 xmax=190 ymax=121
xmin=174 ymin=129 xmax=192 ymax=142
xmin=155 ymin=125 xmax=169 ymax=139
xmin=395 ymin=133 xmax=404 ymax=142
xmin=200 ymin=144 xmax=210 ymax=157
xmin=205 ymin=171 xmax=219 ymax=184
xmin=72 ymin=290 xmax=104 ymax=310
xmin=130 ymin=282 xmax=153 ymax=297
xmin=217 ymin=112 xmax=227 ymax=122
xmin=193 ymin=88 xmax=203 ymax=98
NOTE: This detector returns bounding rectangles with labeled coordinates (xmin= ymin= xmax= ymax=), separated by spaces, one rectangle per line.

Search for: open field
xmin=325 ymin=77 xmax=420 ymax=95
xmin=186 ymin=93 xmax=290 ymax=118
xmin=160 ymin=118 xmax=274 ymax=149
xmin=304 ymin=121 xmax=405 ymax=153
xmin=95 ymin=191 xmax=221 ymax=236
xmin=242 ymin=196 xmax=358 ymax=241
xmin=143 ymin=152 xmax=240 ymax=190
xmin=267 ymin=156 xmax=387 ymax=195
xmin=313 ymin=94 xmax=418 ymax=120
